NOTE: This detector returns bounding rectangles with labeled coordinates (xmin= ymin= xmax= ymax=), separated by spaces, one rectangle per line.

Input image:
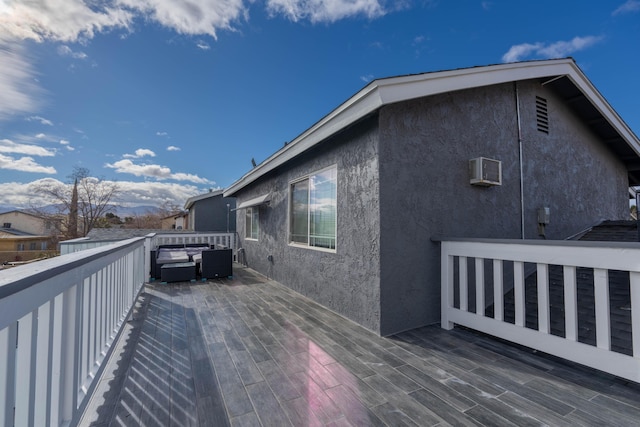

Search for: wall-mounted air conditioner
xmin=469 ymin=157 xmax=502 ymax=186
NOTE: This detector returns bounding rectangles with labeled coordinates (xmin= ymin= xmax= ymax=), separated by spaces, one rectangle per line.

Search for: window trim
xmin=288 ymin=164 xmax=337 ymax=253
xmin=244 ymin=206 xmax=259 ymax=241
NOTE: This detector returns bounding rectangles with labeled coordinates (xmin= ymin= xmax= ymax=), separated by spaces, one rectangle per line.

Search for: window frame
xmin=288 ymin=165 xmax=337 ymax=253
xmin=244 ymin=206 xmax=259 ymax=241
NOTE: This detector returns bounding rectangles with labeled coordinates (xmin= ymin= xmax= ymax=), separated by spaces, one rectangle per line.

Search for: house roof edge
xmin=224 ymin=58 xmax=640 ymax=196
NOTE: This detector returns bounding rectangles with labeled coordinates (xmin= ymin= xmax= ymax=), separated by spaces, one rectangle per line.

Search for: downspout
xmin=515 ymin=82 xmax=525 ymax=239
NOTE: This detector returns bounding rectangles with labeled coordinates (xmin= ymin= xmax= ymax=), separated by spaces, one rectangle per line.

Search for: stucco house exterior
xmin=0 ymin=210 xmax=57 ymax=236
xmin=161 ymin=211 xmax=189 ymax=230
xmin=184 ymin=190 xmax=237 ymax=232
xmin=223 ymin=58 xmax=640 ymax=336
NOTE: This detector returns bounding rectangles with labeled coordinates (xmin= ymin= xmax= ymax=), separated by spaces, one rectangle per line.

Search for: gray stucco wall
xmin=191 ymin=195 xmax=237 ymax=232
xmin=236 ymin=117 xmax=383 ymax=333
xmin=378 ymin=81 xmax=629 ymax=335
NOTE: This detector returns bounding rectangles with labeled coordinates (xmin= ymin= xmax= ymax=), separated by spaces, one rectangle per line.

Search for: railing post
xmin=145 ymin=234 xmax=154 ymax=282
xmin=631 ymin=272 xmax=640 ymax=357
xmin=441 ymin=242 xmax=454 ymax=330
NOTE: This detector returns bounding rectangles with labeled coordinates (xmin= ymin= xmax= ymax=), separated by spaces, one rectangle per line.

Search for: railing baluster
xmin=459 ymin=256 xmax=468 ymax=311
xmin=594 ymin=268 xmax=611 ymax=350
xmin=0 ymin=324 xmax=17 ymax=427
xmin=631 ymin=272 xmax=640 ymax=357
xmin=49 ymin=293 xmax=64 ymax=425
xmin=514 ymin=261 xmax=525 ymax=327
xmin=15 ymin=311 xmax=37 ymax=426
xmin=34 ymin=302 xmax=52 ymax=426
xmin=537 ymin=263 xmax=550 ymax=334
xmin=493 ymin=259 xmax=503 ymax=321
xmin=475 ymin=258 xmax=484 ymax=316
xmin=564 ymin=266 xmax=578 ymax=341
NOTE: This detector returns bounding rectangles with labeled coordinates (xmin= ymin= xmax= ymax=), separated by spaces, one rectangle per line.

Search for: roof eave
xmin=224 ymin=58 xmax=640 ymax=196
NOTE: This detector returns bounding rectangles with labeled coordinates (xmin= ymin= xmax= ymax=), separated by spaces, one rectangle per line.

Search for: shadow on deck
xmin=81 ymin=265 xmax=640 ymax=426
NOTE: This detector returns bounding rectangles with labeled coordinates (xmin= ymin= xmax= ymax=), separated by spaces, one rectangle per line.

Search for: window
xmin=245 ymin=207 xmax=259 ymax=240
xmin=290 ymin=166 xmax=337 ymax=250
xmin=29 ymin=242 xmax=36 ymax=250
xmin=17 ymin=243 xmax=24 ymax=251
xmin=3 ymin=223 xmax=10 ymax=228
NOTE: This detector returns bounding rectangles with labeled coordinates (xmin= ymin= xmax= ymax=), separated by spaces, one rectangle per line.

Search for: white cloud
xmin=156 ymin=131 xmax=169 ymax=137
xmin=360 ymin=74 xmax=374 ymax=83
xmin=0 ymin=40 xmax=44 ymax=121
xmin=26 ymin=116 xmax=53 ymax=126
xmin=116 ymin=0 xmax=246 ymax=39
xmin=60 ymin=139 xmax=75 ymax=151
xmin=613 ymin=0 xmax=640 ymax=15
xmin=266 ymin=0 xmax=385 ymax=23
xmin=104 ymin=159 xmax=215 ymax=184
xmin=57 ymin=45 xmax=88 ymax=59
xmin=36 ymin=133 xmax=46 ymax=139
xmin=502 ymin=36 xmax=603 ymax=62
xmin=0 ymin=178 xmax=205 ymax=209
xmin=167 ymin=145 xmax=181 ymax=151
xmin=0 ymin=138 xmax=56 ymax=156
xmin=0 ymin=0 xmax=133 ymax=43
xmin=123 ymin=148 xmax=156 ymax=158
xmin=196 ymin=40 xmax=210 ymax=50
xmin=0 ymin=153 xmax=56 ymax=174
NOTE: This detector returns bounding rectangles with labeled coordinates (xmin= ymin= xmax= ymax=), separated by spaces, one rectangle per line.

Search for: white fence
xmin=441 ymin=238 xmax=640 ymax=383
xmin=148 ymin=232 xmax=236 ymax=250
xmin=0 ymin=237 xmax=145 ymax=426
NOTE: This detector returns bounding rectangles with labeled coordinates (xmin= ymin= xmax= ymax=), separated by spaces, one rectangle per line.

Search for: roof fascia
xmin=184 ymin=189 xmax=224 ymax=210
xmin=224 ymin=58 xmax=640 ymax=196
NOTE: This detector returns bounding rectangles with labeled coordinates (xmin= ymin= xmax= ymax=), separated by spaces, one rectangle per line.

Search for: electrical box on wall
xmin=469 ymin=157 xmax=502 ymax=186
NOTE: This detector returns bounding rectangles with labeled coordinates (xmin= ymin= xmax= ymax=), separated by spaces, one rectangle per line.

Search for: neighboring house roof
xmin=0 ymin=228 xmax=38 ymax=237
xmin=0 ymin=210 xmax=46 ymax=220
xmin=184 ymin=189 xmax=224 ymax=210
xmin=574 ymin=220 xmax=639 ymax=242
xmin=161 ymin=212 xmax=188 ymax=220
xmin=224 ymin=58 xmax=640 ymax=196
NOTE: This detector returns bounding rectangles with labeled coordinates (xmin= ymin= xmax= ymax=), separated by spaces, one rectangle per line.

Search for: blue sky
xmin=1 ymin=0 xmax=639 ymax=210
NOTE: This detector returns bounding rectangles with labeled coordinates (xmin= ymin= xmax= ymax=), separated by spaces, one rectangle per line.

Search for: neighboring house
xmin=184 ymin=190 xmax=236 ymax=232
xmin=0 ymin=210 xmax=57 ymax=236
xmin=224 ymin=58 xmax=640 ymax=336
xmin=0 ymin=228 xmax=52 ymax=263
xmin=161 ymin=212 xmax=189 ymax=230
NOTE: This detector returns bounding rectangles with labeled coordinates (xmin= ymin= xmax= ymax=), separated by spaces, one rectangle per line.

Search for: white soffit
xmin=235 ymin=193 xmax=271 ymax=210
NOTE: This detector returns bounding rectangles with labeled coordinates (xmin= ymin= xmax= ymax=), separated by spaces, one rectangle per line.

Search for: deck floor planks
xmin=81 ymin=264 xmax=640 ymax=426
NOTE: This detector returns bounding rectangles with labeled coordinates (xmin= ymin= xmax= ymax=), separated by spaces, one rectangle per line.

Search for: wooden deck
xmin=81 ymin=265 xmax=640 ymax=426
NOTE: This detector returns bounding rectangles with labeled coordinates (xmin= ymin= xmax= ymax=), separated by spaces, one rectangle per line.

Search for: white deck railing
xmin=148 ymin=232 xmax=236 ymax=251
xmin=0 ymin=237 xmax=145 ymax=427
xmin=441 ymin=238 xmax=640 ymax=383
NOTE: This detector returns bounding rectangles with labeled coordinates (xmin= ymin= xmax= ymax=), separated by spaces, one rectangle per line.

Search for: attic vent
xmin=536 ymin=96 xmax=549 ymax=134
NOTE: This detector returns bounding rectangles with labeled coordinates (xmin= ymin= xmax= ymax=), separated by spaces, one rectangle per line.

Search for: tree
xmin=31 ymin=167 xmax=120 ymax=239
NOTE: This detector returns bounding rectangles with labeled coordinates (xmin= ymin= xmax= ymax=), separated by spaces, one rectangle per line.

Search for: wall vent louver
xmin=536 ymin=96 xmax=549 ymax=134
xmin=469 ymin=157 xmax=502 ymax=186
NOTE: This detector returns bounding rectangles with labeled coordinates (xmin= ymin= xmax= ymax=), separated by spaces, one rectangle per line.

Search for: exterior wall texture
xmin=191 ymin=196 xmax=237 ymax=232
xmin=378 ymin=81 xmax=629 ymax=335
xmin=235 ymin=117 xmax=383 ymax=333
xmin=0 ymin=211 xmax=52 ymax=235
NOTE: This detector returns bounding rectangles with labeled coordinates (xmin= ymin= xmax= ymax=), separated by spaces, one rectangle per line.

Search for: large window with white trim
xmin=245 ymin=207 xmax=259 ymax=240
xmin=290 ymin=166 xmax=337 ymax=250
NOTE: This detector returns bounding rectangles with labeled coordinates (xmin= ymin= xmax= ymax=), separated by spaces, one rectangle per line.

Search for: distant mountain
xmin=0 ymin=204 xmax=162 ymax=216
